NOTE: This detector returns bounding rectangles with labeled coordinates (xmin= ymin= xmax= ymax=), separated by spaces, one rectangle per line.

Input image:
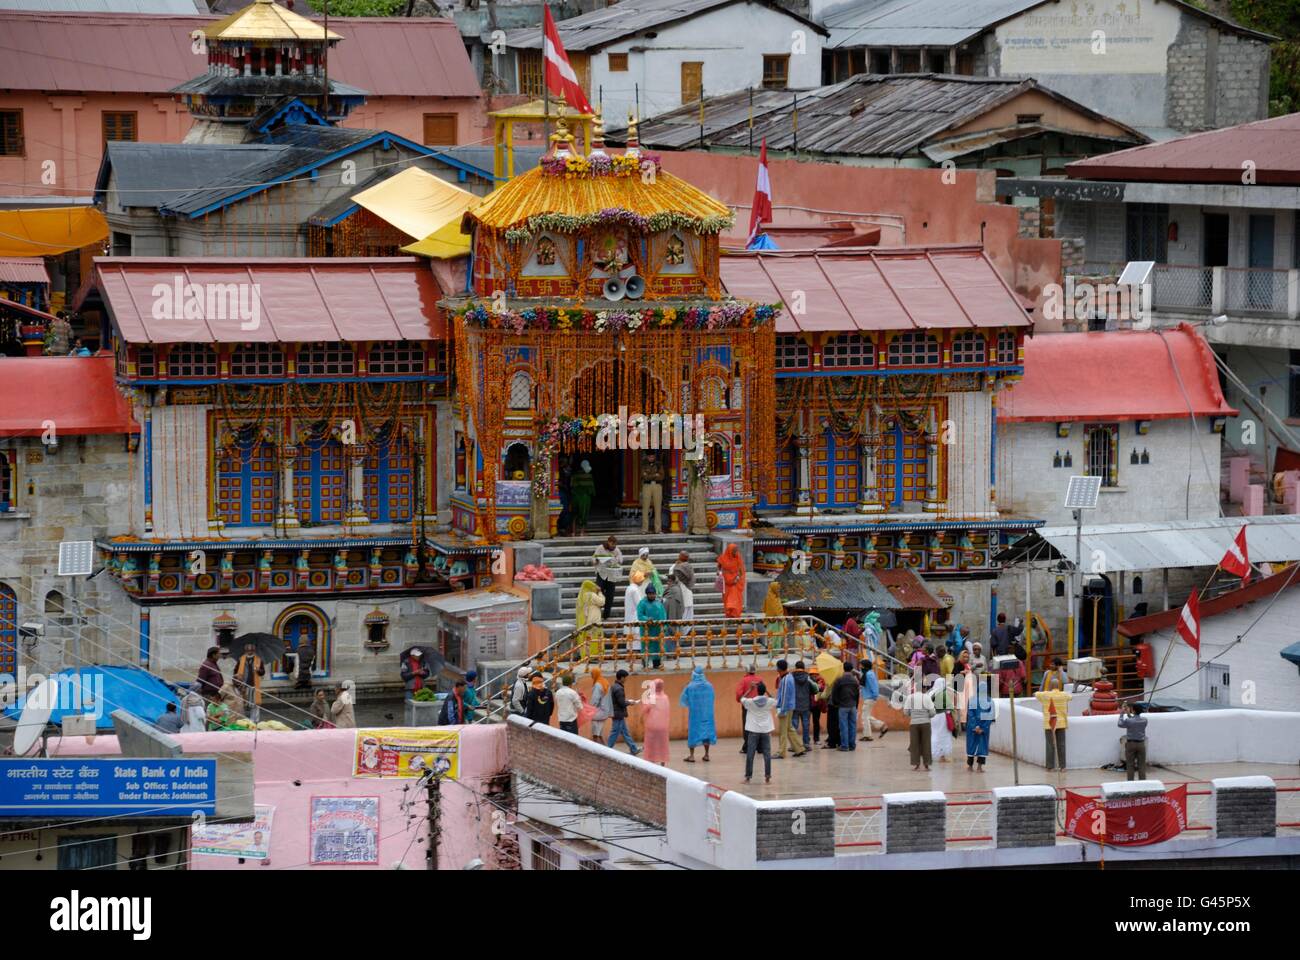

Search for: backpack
xmin=437 ymin=697 xmax=452 ymax=725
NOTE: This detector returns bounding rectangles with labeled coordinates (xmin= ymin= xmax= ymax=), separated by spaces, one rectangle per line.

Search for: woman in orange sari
xmin=717 ymin=543 xmax=746 ymax=619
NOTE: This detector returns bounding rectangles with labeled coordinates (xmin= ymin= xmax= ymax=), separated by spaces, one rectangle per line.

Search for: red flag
xmin=1175 ymin=590 xmax=1200 ymax=654
xmin=747 ymin=138 xmax=772 ymax=243
xmin=542 ymin=6 xmax=593 ymax=115
xmin=1219 ymin=525 xmax=1251 ymax=582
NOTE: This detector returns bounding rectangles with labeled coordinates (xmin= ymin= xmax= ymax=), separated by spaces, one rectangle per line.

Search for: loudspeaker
xmin=624 ymin=274 xmax=645 ymax=299
xmin=602 ymin=277 xmax=626 ymax=300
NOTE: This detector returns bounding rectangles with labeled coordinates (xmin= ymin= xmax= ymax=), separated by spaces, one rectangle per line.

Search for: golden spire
xmin=589 ymin=107 xmax=607 ymax=156
xmin=549 ymin=106 xmax=578 ymax=157
xmin=625 ymin=109 xmax=641 ymax=156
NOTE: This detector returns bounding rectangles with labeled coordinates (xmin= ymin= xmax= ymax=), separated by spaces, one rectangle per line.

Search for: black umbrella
xmin=399 ymin=645 xmax=447 ymax=679
xmin=869 ymin=608 xmax=898 ymax=630
xmin=229 ymin=632 xmax=286 ymax=663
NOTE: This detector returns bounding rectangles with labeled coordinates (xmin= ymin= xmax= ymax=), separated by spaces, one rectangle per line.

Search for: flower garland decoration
xmin=455 ymin=301 xmax=778 ymax=335
xmin=539 ymin=152 xmax=662 ymax=180
xmin=504 ymin=209 xmax=733 ymax=244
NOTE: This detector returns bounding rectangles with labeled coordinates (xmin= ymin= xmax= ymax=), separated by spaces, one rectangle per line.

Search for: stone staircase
xmin=540 ymin=533 xmax=724 ymax=618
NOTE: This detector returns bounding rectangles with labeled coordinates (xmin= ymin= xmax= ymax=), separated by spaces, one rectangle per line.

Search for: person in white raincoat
xmin=929 ymin=675 xmax=957 ymax=762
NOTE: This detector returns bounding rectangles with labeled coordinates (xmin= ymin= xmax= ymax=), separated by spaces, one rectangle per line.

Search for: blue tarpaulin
xmin=746 ymin=233 xmax=778 ymax=251
xmin=1282 ymin=641 xmax=1300 ymax=671
xmin=3 ymin=665 xmax=182 ymax=730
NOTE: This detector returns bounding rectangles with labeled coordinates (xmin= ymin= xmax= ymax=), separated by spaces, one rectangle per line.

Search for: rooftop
xmin=997 ymin=324 xmax=1236 ymax=423
xmin=1067 ymin=112 xmax=1300 ymax=186
xmin=719 ymin=245 xmax=1032 ymax=332
xmin=0 ymin=356 xmax=138 ymax=436
xmin=202 ymin=0 xmax=339 ymax=42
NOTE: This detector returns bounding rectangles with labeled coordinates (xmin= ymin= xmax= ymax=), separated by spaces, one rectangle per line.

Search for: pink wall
xmin=657 ymin=151 xmax=1063 ymax=317
xmin=0 ymin=92 xmax=489 ymax=197
xmin=50 ymin=724 xmax=508 ymax=871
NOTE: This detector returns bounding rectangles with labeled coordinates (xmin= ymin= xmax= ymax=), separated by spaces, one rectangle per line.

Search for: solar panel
xmin=57 ymin=540 xmax=96 ymax=577
xmin=1064 ymin=476 xmax=1102 ymax=510
xmin=1118 ymin=261 xmax=1155 ymax=286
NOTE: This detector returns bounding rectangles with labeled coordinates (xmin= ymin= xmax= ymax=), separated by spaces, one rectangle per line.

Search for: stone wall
xmin=0 ymin=434 xmax=138 ymax=672
xmin=1212 ymin=776 xmax=1277 ymax=839
xmin=992 ymin=785 xmax=1057 ymax=848
xmin=881 ymin=791 xmax=946 ymax=853
xmin=1165 ymin=18 xmax=1270 ymax=133
xmin=755 ymin=800 xmax=835 ymax=861
xmin=507 ymin=716 xmax=668 ymax=827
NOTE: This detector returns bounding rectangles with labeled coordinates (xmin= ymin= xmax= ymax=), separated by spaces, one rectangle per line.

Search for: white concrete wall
xmin=998 ymin=418 xmax=1222 ymax=527
xmin=946 ymin=390 xmax=994 ymax=517
xmin=587 ymin=3 xmax=822 ymax=123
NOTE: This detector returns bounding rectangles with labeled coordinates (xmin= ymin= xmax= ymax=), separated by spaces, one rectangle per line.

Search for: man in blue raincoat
xmin=679 ymin=665 xmax=716 ymax=764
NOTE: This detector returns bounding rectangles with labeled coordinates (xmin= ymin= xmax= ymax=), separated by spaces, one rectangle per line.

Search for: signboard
xmin=192 ymin=803 xmax=275 ymax=859
xmin=0 ymin=758 xmax=216 ymax=818
xmin=1064 ymin=784 xmax=1189 ymax=846
xmin=309 ymin=796 xmax=379 ymax=865
xmin=353 ymin=728 xmax=459 ymax=780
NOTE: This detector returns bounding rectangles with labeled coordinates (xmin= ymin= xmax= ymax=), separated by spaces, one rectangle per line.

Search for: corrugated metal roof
xmin=505 ymin=0 xmax=824 ymax=50
xmin=619 ymin=74 xmax=1049 ymax=158
xmin=1067 ymin=113 xmax=1300 ymax=186
xmin=776 ymin=567 xmax=903 ymax=611
xmin=997 ymin=517 xmax=1300 ymax=573
xmin=94 ymin=257 xmax=447 ymax=344
xmin=998 ymin=324 xmax=1236 ymax=423
xmin=0 ymin=356 xmax=138 ymax=436
xmin=0 ymin=257 xmax=51 ymax=284
xmin=101 ymin=142 xmax=289 ymax=209
xmin=720 ymin=246 xmax=1032 ymax=332
xmin=823 ymin=0 xmax=1045 ymax=50
xmin=418 ymin=591 xmax=526 ymax=615
xmin=873 ymin=567 xmax=944 ymax=610
xmin=0 ymin=12 xmax=480 ymax=96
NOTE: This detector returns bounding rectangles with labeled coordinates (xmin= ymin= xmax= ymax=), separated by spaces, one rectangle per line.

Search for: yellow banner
xmin=353 ymin=728 xmax=459 ymax=779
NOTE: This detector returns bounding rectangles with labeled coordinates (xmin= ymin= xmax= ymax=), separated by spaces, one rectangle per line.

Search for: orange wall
xmin=0 ymin=91 xmax=489 ymax=197
xmin=657 ymin=151 xmax=1064 ymax=321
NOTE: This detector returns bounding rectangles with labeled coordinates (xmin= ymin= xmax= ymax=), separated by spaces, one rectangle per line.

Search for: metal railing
xmin=1225 ymin=266 xmax=1290 ymax=315
xmin=1069 ymin=263 xmax=1297 ymax=319
xmin=1151 ymin=264 xmax=1213 ymax=310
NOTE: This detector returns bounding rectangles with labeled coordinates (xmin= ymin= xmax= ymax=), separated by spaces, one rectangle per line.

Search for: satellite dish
xmin=13 ymin=677 xmax=58 ymax=757
xmin=624 ymin=274 xmax=645 ymax=299
xmin=602 ymin=277 xmax=626 ymax=300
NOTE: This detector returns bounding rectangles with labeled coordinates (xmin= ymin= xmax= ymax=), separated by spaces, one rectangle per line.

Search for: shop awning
xmin=874 ymin=567 xmax=945 ymax=610
xmin=401 ymin=218 xmax=473 ymax=260
xmin=94 ymin=257 xmax=446 ymax=344
xmin=0 ymin=206 xmax=107 ymax=257
xmin=353 ymin=167 xmax=478 ymax=242
xmin=776 ymin=568 xmax=903 ymax=611
xmin=0 ymin=356 xmax=138 ymax=436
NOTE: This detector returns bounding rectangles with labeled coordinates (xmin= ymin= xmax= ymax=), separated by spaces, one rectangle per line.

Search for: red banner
xmin=1063 ymin=784 xmax=1189 ymax=846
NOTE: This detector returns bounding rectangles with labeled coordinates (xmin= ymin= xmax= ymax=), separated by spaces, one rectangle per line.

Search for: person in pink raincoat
xmin=641 ymin=678 xmax=671 ymax=766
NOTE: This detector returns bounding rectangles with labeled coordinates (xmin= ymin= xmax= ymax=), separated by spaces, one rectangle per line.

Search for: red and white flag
xmin=1175 ymin=590 xmax=1200 ymax=654
xmin=1219 ymin=525 xmax=1251 ymax=582
xmin=542 ymin=5 xmax=593 ymax=115
xmin=747 ymin=138 xmax=772 ymax=243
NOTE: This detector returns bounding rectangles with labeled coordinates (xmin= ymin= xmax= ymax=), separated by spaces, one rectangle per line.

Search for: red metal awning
xmin=873 ymin=567 xmax=944 ymax=611
xmin=0 ymin=356 xmax=137 ymax=436
xmin=720 ymin=245 xmax=1031 ymax=333
xmin=0 ymin=258 xmax=51 ymax=285
xmin=1117 ymin=565 xmax=1300 ymax=639
xmin=93 ymin=257 xmax=447 ymax=344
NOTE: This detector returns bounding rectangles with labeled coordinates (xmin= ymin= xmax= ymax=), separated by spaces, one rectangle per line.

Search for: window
xmin=821 ymin=333 xmax=873 ymax=367
xmin=950 ymin=331 xmax=986 ymax=365
xmin=57 ymin=835 xmax=118 ymax=871
xmin=996 ymin=331 xmax=1017 ymax=364
xmin=762 ymin=55 xmax=790 ymax=90
xmin=579 ymin=858 xmax=605 ymax=870
xmin=518 ymin=50 xmax=544 ymax=97
xmin=165 ymin=343 xmax=218 ymax=378
xmin=929 ymin=51 xmax=947 ymax=73
xmin=136 ymin=347 xmax=156 ymax=378
xmin=531 ymin=840 xmax=560 ymax=871
xmin=681 ymin=62 xmax=703 ymax=104
xmin=887 ymin=331 xmax=940 ymax=366
xmin=1125 ymin=203 xmax=1168 ymax=262
xmin=1015 ymin=113 xmax=1043 ymax=125
xmin=1084 ymin=423 xmax=1119 ymax=488
xmin=0 ymin=110 xmax=23 ymax=156
xmin=229 ymin=343 xmax=285 ymax=378
xmin=111 ymin=232 xmax=132 ymax=256
xmin=608 ymin=52 xmax=628 ymax=72
xmin=364 ymin=431 xmax=414 ymax=523
xmin=775 ymin=334 xmax=810 ymax=369
xmin=0 ymin=451 xmax=13 ymax=511
xmin=298 ymin=343 xmax=356 ymax=377
xmin=898 ymin=50 xmax=921 ymax=72
xmin=368 ymin=341 xmax=425 ymax=375
xmin=509 ymin=369 xmax=533 ymax=409
xmin=102 ymin=111 xmax=137 ymax=145
xmin=217 ymin=435 xmax=278 ymax=526
xmin=422 ymin=113 xmax=458 ymax=146
xmin=869 ymin=50 xmax=891 ymax=74
xmin=295 ymin=437 xmax=348 ymax=524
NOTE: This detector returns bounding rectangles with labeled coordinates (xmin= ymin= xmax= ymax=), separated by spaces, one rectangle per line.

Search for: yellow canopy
xmin=400 ymin=219 xmax=472 ymax=260
xmin=352 ymin=167 xmax=478 ymax=242
xmin=0 ymin=206 xmax=107 ymax=258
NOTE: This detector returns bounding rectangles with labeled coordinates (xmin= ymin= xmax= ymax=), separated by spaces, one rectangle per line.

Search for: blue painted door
xmin=280 ymin=614 xmax=324 ymax=677
xmin=882 ymin=421 xmax=927 ymax=509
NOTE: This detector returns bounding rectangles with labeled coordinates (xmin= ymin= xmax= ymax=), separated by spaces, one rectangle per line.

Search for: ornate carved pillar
xmin=529 ymin=451 xmax=552 ymax=540
xmin=794 ymin=434 xmax=815 ymax=513
xmin=277 ymin=442 xmax=300 ymax=535
xmin=924 ymin=405 xmax=942 ymax=512
xmin=345 ymin=445 xmax=370 ymax=528
xmin=858 ymin=403 xmax=885 ymax=514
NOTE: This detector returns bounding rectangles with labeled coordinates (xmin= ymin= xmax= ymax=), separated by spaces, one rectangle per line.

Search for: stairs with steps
xmin=540 ymin=533 xmax=724 ymax=618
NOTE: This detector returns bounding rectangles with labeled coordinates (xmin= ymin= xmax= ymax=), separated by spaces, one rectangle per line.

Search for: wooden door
xmin=681 ymin=62 xmax=703 ymax=105
xmin=423 ymin=113 xmax=458 ymax=145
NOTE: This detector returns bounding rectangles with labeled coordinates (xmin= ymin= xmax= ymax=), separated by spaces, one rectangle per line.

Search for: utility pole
xmin=427 ymin=774 xmax=442 ymax=870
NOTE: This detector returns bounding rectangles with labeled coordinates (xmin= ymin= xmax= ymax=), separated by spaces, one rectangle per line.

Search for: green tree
xmin=1229 ymin=0 xmax=1300 ymax=115
xmin=305 ymin=0 xmax=407 ymax=16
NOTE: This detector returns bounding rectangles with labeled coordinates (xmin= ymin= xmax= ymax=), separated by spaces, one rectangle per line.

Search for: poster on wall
xmin=309 ymin=796 xmax=380 ymax=865
xmin=353 ymin=728 xmax=460 ymax=780
xmin=192 ymin=804 xmax=275 ymax=859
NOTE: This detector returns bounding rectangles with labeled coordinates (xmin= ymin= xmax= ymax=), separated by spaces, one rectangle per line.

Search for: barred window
xmin=886 ymin=331 xmax=940 ymax=367
xmin=298 ymin=343 xmax=356 ymax=377
xmin=368 ymin=341 xmax=426 ymax=375
xmin=822 ymin=333 xmax=874 ymax=367
xmin=996 ymin=331 xmax=1017 ymax=364
xmin=136 ymin=347 xmax=156 ymax=378
xmin=509 ymin=370 xmax=533 ymax=410
xmin=229 ymin=343 xmax=285 ymax=378
xmin=531 ymin=840 xmax=560 ymax=871
xmin=775 ymin=335 xmax=810 ymax=369
xmin=950 ymin=332 xmax=986 ymax=365
xmin=165 ymin=343 xmax=218 ymax=378
xmin=430 ymin=341 xmax=449 ymax=375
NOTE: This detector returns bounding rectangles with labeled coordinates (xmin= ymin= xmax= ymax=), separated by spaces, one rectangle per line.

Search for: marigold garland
xmin=454 ymin=300 xmax=778 ymax=335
